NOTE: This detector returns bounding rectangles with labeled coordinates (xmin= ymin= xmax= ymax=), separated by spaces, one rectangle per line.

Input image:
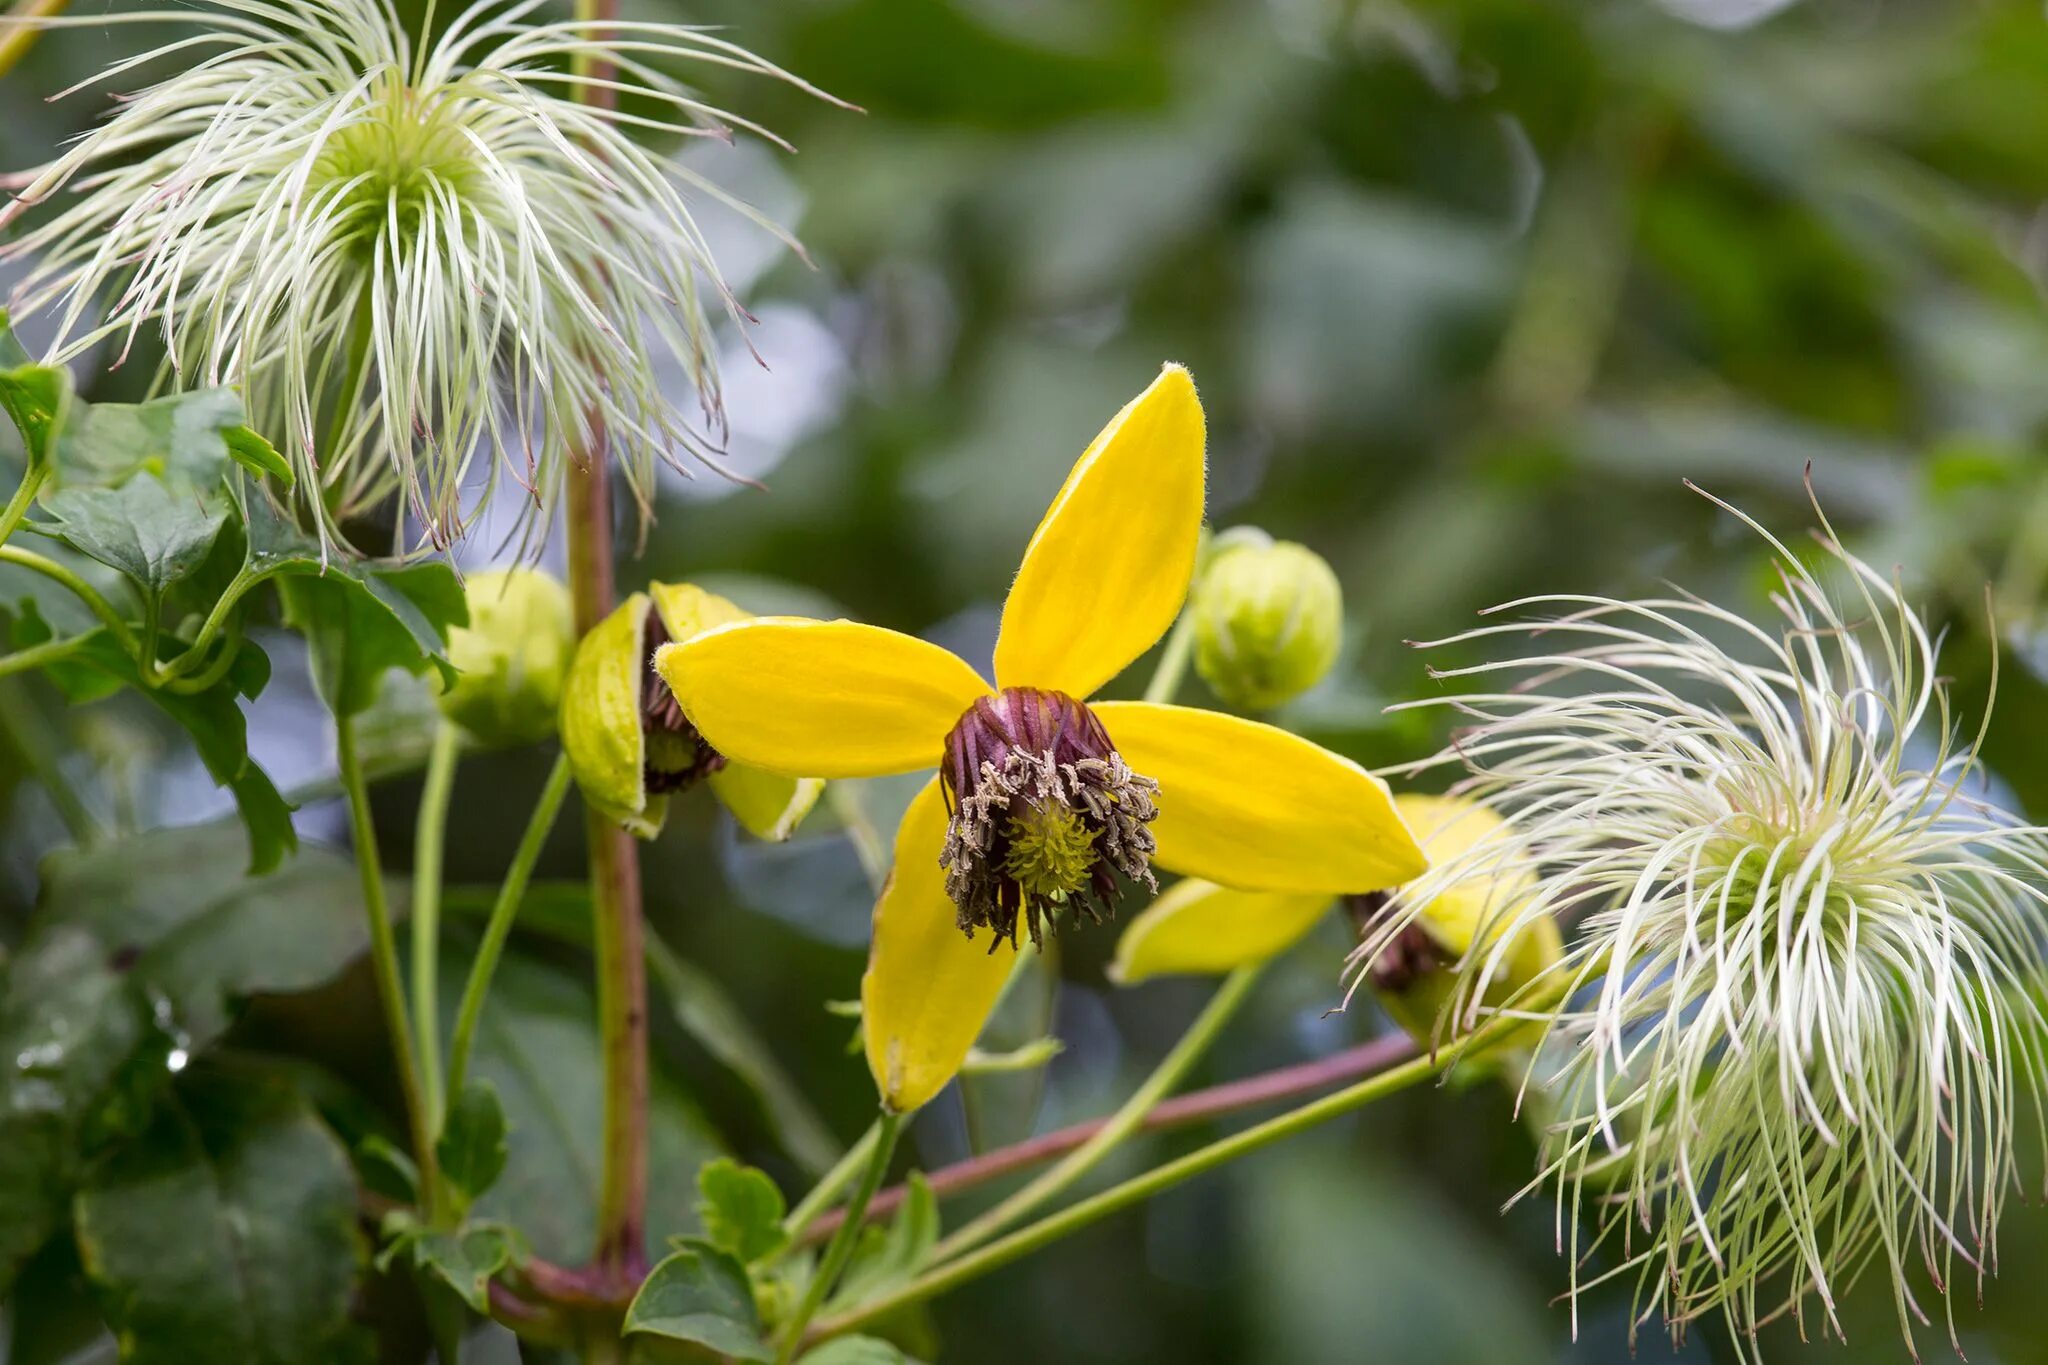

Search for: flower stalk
xmin=805 ymin=1019 xmax=1513 ymax=1347
xmin=776 ymin=1111 xmax=903 ymax=1363
xmin=411 ymin=720 xmax=461 ymax=1147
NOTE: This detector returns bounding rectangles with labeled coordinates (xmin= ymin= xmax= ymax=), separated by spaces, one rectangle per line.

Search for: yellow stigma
xmin=1003 ymin=801 xmax=1096 ymax=903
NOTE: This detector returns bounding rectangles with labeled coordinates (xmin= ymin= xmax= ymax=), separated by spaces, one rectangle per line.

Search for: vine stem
xmin=805 ymin=1021 xmax=1510 ymax=1346
xmin=0 ymin=546 xmax=137 ymax=653
xmin=410 ymin=719 xmax=461 ymax=1149
xmin=563 ymin=0 xmax=648 ymax=1291
xmin=932 ymin=962 xmax=1262 ymax=1262
xmin=337 ymin=711 xmax=440 ymax=1212
xmin=781 ymin=1118 xmax=883 ymax=1247
xmin=0 ymin=464 xmax=48 ymax=549
xmin=775 ymin=1111 xmax=902 ymax=1363
xmin=803 ymin=1032 xmax=1417 ymax=1245
xmin=446 ymin=751 xmax=574 ymax=1105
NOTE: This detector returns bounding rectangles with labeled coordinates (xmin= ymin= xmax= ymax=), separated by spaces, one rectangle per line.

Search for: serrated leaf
xmin=408 ymin=1226 xmax=512 ymax=1316
xmin=799 ymin=1337 xmax=918 ymax=1365
xmin=72 ymin=1068 xmax=367 ymax=1365
xmin=51 ymin=388 xmax=252 ymax=494
xmin=624 ymin=1245 xmax=772 ymax=1362
xmin=697 ymin=1159 xmax=789 ymax=1263
xmin=436 ymin=1080 xmax=509 ymax=1206
xmin=42 ymin=475 xmax=227 ymax=594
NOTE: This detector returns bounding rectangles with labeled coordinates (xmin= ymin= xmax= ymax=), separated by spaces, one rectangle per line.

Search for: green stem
xmin=808 ymin=1021 xmax=1512 ymax=1345
xmin=446 ymin=752 xmax=574 ymax=1105
xmin=0 ymin=546 xmax=136 ymax=654
xmin=932 ymin=962 xmax=1261 ymax=1263
xmin=1142 ymin=608 xmax=1196 ymax=704
xmin=781 ymin=1119 xmax=883 ymax=1248
xmin=336 ymin=711 xmax=439 ymax=1212
xmin=0 ymin=464 xmax=48 ymax=549
xmin=156 ymin=566 xmax=259 ymax=683
xmin=0 ymin=631 xmax=90 ymax=680
xmin=776 ymin=1111 xmax=901 ymax=1363
xmin=411 ymin=720 xmax=461 ymax=1151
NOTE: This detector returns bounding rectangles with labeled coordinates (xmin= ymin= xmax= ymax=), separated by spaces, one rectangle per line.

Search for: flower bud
xmin=1351 ymin=794 xmax=1563 ymax=1047
xmin=1191 ymin=529 xmax=1343 ymax=711
xmin=561 ymin=583 xmax=823 ymax=841
xmin=438 ymin=568 xmax=574 ymax=747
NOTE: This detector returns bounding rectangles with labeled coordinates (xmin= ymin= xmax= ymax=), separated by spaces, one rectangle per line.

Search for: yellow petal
xmin=708 ymin=764 xmax=826 ymax=842
xmin=1110 ymin=878 xmax=1331 ymax=984
xmin=861 ymin=778 xmax=1018 ymax=1113
xmin=648 ymin=580 xmax=749 ymax=640
xmin=657 ymin=619 xmax=989 ymax=779
xmin=1093 ymin=701 xmax=1426 ymax=893
xmin=992 ymin=364 xmax=1206 ymax=697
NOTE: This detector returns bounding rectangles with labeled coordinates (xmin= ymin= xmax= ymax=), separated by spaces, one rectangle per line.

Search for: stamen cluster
xmin=941 ymin=688 xmax=1158 ymax=949
xmin=1352 ymin=494 xmax=2048 ymax=1357
xmin=641 ymin=613 xmax=724 ymax=794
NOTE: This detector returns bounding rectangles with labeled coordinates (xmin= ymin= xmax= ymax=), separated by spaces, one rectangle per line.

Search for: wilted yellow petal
xmin=657 ymin=619 xmax=990 ymax=779
xmin=1094 ymin=702 xmax=1426 ymax=893
xmin=559 ymin=594 xmax=654 ymax=831
xmin=1110 ymin=879 xmax=1332 ymax=984
xmin=649 ymin=580 xmax=749 ymax=640
xmin=992 ymin=364 xmax=1206 ymax=698
xmin=862 ymin=778 xmax=1019 ymax=1113
xmin=708 ymin=764 xmax=826 ymax=842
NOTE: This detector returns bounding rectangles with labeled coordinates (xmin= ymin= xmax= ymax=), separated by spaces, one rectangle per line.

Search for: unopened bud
xmin=1191 ymin=529 xmax=1343 ymax=711
xmin=438 ymin=568 xmax=574 ymax=747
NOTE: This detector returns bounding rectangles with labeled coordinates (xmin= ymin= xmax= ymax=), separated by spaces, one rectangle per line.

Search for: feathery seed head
xmin=1350 ymin=489 xmax=2048 ymax=1357
xmin=1 ymin=0 xmax=837 ymax=548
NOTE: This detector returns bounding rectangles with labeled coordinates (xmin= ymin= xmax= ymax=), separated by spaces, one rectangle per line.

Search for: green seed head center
xmin=1001 ymin=800 xmax=1097 ymax=904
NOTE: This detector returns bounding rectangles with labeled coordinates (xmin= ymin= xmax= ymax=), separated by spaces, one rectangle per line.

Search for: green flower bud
xmin=1191 ymin=529 xmax=1343 ymax=711
xmin=438 ymin=568 xmax=574 ymax=747
xmin=560 ymin=583 xmax=824 ymax=842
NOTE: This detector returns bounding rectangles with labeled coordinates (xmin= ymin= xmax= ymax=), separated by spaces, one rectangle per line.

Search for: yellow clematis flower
xmin=1112 ymin=794 xmax=1563 ymax=1044
xmin=657 ymin=365 xmax=1426 ymax=1112
xmin=560 ymin=582 xmax=825 ymax=842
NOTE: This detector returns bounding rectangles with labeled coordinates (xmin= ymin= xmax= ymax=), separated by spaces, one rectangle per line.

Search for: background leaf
xmin=696 ymin=1158 xmax=789 ymax=1262
xmin=623 ymin=1244 xmax=772 ymax=1362
xmin=72 ymin=1066 xmax=368 ymax=1365
xmin=436 ymin=1079 xmax=510 ymax=1207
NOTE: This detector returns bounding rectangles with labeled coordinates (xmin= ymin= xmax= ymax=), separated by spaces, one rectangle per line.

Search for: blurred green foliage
xmin=9 ymin=0 xmax=2048 ymax=1361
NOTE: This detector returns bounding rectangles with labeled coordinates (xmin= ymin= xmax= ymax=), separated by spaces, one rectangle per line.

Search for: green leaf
xmin=450 ymin=946 xmax=728 ymax=1266
xmin=436 ymin=1080 xmax=510 ymax=1206
xmin=222 ymin=424 xmax=292 ymax=487
xmin=37 ymin=822 xmax=368 ymax=1050
xmin=0 ymin=309 xmax=73 ymax=474
xmin=828 ymin=1174 xmax=938 ymax=1311
xmin=0 ymin=926 xmax=156 ymax=1296
xmin=624 ymin=1244 xmax=772 ymax=1362
xmin=407 ymin=1226 xmax=512 ymax=1316
xmin=51 ymin=388 xmax=254 ymax=494
xmin=697 ymin=1159 xmax=790 ymax=1263
xmin=55 ymin=633 xmax=294 ymax=872
xmin=799 ymin=1338 xmax=918 ymax=1365
xmin=42 ymin=475 xmax=228 ymax=594
xmin=354 ymin=1136 xmax=419 ymax=1206
xmin=0 ymin=823 xmax=376 ymax=1294
xmin=72 ymin=1068 xmax=368 ymax=1365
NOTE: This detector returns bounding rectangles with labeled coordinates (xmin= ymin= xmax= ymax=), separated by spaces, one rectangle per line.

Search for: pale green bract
xmin=0 ymin=0 xmax=835 ymax=548
xmin=1354 ymin=490 xmax=2048 ymax=1359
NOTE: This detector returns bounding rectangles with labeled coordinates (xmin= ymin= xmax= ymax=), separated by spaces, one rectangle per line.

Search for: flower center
xmin=939 ymin=687 xmax=1160 ymax=950
xmin=641 ymin=611 xmax=725 ymax=794
xmin=313 ymin=79 xmax=482 ymax=245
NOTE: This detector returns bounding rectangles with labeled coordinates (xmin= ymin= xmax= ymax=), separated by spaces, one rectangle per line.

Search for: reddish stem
xmin=804 ymin=1031 xmax=1419 ymax=1243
